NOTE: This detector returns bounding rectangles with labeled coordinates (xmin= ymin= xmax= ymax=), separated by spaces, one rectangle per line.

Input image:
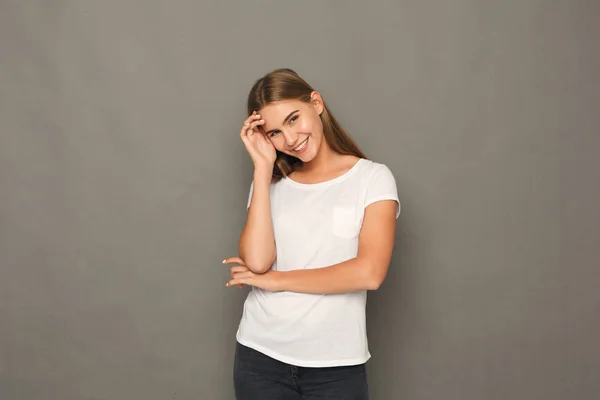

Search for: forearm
xmin=238 ymin=168 xmax=276 ymax=273
xmin=274 ymin=257 xmax=378 ymax=294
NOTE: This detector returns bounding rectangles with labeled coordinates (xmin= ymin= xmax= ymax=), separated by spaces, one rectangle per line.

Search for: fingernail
xmin=259 ymin=119 xmax=264 ymax=122
xmin=222 ymin=259 xmax=226 ymax=264
xmin=225 ymin=282 xmax=229 ymax=286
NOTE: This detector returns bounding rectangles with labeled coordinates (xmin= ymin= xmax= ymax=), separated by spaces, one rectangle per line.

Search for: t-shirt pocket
xmin=332 ymin=206 xmax=360 ymax=239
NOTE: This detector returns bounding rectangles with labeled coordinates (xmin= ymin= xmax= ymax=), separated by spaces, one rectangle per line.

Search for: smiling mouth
xmin=292 ymin=138 xmax=309 ymax=152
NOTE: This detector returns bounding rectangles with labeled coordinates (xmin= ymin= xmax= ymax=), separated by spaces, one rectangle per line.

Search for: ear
xmin=310 ymin=91 xmax=324 ymax=115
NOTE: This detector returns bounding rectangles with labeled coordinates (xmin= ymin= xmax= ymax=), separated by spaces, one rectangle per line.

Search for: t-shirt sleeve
xmin=364 ymin=164 xmax=401 ymax=219
xmin=246 ymin=180 xmax=254 ymax=210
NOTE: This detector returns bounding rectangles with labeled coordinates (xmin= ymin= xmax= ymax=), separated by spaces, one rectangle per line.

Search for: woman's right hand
xmin=240 ymin=111 xmax=277 ymax=171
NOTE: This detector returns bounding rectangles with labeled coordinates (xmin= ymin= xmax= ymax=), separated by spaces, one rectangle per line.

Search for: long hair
xmin=247 ymin=68 xmax=367 ymax=182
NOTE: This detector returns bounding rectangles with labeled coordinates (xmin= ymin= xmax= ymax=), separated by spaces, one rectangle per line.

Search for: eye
xmin=268 ymin=130 xmax=280 ymax=137
xmin=290 ymin=115 xmax=298 ymax=124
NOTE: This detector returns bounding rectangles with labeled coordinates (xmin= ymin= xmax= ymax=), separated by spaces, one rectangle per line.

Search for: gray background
xmin=1 ymin=1 xmax=598 ymax=399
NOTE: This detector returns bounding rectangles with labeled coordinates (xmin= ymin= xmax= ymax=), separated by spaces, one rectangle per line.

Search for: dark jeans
xmin=233 ymin=341 xmax=369 ymax=400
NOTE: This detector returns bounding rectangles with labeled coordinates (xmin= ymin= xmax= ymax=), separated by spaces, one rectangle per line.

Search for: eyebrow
xmin=264 ymin=110 xmax=299 ymax=135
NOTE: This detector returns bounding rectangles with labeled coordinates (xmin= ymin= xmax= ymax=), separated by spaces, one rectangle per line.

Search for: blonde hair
xmin=247 ymin=68 xmax=367 ymax=181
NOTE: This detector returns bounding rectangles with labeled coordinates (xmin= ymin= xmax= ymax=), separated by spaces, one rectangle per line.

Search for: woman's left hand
xmin=224 ymin=256 xmax=282 ymax=292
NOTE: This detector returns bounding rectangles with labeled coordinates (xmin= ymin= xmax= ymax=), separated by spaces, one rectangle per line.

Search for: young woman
xmin=223 ymin=68 xmax=400 ymax=399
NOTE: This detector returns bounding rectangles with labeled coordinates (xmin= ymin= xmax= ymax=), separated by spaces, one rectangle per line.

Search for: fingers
xmin=246 ymin=118 xmax=265 ymax=137
xmin=241 ymin=111 xmax=257 ymax=128
xmin=227 ymin=270 xmax=255 ymax=288
xmin=230 ymin=267 xmax=249 ymax=285
xmin=226 ymin=277 xmax=248 ymax=287
xmin=231 ymin=270 xmax=255 ymax=280
xmin=230 ymin=266 xmax=249 ymax=274
xmin=223 ymin=256 xmax=250 ymax=288
xmin=223 ymin=256 xmax=245 ymax=265
xmin=240 ymin=112 xmax=265 ymax=139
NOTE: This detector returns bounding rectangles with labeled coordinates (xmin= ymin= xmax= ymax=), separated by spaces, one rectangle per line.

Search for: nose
xmin=282 ymin=128 xmax=299 ymax=148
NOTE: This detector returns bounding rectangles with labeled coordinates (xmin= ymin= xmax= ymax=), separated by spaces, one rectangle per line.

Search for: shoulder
xmin=358 ymin=159 xmax=400 ymax=217
xmin=357 ymin=159 xmax=396 ymax=182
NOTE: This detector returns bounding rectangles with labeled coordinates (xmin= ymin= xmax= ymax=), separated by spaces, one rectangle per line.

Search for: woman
xmin=223 ymin=68 xmax=400 ymax=399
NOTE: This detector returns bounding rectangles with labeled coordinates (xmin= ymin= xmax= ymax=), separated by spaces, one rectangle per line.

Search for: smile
xmin=293 ymin=138 xmax=309 ymax=153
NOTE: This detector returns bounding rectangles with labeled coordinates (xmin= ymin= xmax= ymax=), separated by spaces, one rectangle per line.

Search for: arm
xmin=273 ymin=199 xmax=397 ymax=294
xmin=238 ymin=167 xmax=277 ymax=274
xmin=227 ymin=200 xmax=398 ymax=292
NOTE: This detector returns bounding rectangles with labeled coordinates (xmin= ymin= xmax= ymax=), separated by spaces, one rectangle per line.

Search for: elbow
xmin=365 ymin=263 xmax=388 ymax=291
xmin=238 ymin=246 xmax=274 ymax=274
xmin=240 ymin=253 xmax=273 ymax=274
xmin=366 ymin=277 xmax=384 ymax=291
xmin=247 ymin=261 xmax=272 ymax=274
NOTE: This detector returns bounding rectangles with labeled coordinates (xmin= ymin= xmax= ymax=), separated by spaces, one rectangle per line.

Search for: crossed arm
xmin=225 ymin=199 xmax=398 ymax=294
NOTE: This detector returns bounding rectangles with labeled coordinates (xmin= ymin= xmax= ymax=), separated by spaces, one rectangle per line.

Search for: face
xmin=258 ymin=92 xmax=325 ymax=163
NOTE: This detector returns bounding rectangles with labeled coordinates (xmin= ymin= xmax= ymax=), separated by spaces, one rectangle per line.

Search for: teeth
xmin=294 ymin=138 xmax=308 ymax=151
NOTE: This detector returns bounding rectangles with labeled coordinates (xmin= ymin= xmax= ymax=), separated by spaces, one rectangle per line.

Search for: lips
xmin=293 ymin=137 xmax=309 ymax=153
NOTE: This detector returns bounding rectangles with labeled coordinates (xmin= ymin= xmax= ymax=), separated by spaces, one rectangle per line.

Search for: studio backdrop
xmin=1 ymin=1 xmax=598 ymax=399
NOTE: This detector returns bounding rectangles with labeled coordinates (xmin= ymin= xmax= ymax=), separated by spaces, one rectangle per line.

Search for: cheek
xmin=299 ymin=115 xmax=321 ymax=135
xmin=269 ymin=134 xmax=293 ymax=152
xmin=270 ymin=138 xmax=286 ymax=152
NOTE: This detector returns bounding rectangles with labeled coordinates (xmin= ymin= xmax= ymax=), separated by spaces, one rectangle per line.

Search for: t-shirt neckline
xmin=282 ymin=158 xmax=365 ymax=189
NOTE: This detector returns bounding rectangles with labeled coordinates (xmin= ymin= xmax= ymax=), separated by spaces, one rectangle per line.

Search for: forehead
xmin=259 ymin=100 xmax=307 ymax=120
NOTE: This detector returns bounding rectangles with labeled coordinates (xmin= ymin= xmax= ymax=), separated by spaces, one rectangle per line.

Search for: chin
xmin=289 ymin=153 xmax=311 ymax=162
xmin=291 ymin=147 xmax=317 ymax=161
xmin=301 ymin=151 xmax=318 ymax=163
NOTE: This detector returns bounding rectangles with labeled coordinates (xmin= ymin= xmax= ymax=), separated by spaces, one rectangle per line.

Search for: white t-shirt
xmin=236 ymin=158 xmax=400 ymax=367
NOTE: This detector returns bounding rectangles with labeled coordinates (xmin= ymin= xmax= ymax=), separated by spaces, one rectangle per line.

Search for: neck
xmin=299 ymin=141 xmax=340 ymax=174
